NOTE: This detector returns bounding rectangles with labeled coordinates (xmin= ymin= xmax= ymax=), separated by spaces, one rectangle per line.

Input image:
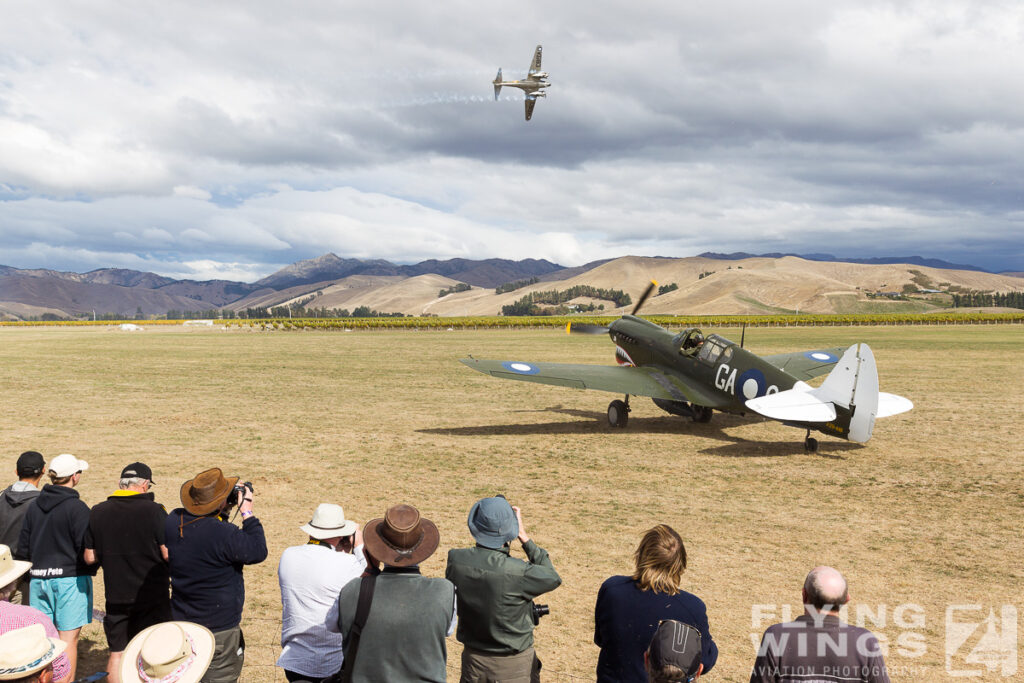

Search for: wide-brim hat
xmin=0 ymin=624 xmax=67 ymax=680
xmin=363 ymin=503 xmax=439 ymax=567
xmin=180 ymin=468 xmax=238 ymax=516
xmin=300 ymin=503 xmax=358 ymax=540
xmin=467 ymin=496 xmax=519 ymax=549
xmin=120 ymin=622 xmax=215 ymax=683
xmin=0 ymin=545 xmax=31 ymax=590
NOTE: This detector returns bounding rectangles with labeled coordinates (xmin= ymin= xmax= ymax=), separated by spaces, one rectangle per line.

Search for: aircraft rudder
xmin=813 ymin=343 xmax=879 ymax=442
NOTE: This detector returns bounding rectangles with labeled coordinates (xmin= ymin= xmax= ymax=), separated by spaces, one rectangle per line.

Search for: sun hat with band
xmin=300 ymin=503 xmax=358 ymax=540
xmin=362 ymin=503 xmax=439 ymax=567
xmin=0 ymin=545 xmax=31 ymax=591
xmin=120 ymin=622 xmax=215 ymax=683
xmin=467 ymin=495 xmax=519 ymax=549
xmin=0 ymin=624 xmax=67 ymax=681
xmin=179 ymin=468 xmax=238 ymax=516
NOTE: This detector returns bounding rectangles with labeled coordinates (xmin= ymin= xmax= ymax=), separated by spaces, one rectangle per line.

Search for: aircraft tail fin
xmin=812 ymin=343 xmax=878 ymax=443
xmin=745 ymin=343 xmax=909 ymax=443
xmin=493 ymin=69 xmax=502 ymax=100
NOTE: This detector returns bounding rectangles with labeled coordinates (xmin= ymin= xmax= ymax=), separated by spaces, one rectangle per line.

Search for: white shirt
xmin=276 ymin=542 xmax=367 ymax=678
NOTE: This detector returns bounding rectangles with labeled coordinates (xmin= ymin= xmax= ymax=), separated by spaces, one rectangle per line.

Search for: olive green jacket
xmin=445 ymin=540 xmax=562 ymax=654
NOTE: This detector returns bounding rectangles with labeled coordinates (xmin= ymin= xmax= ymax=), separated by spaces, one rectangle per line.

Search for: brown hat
xmin=362 ymin=504 xmax=439 ymax=567
xmin=180 ymin=468 xmax=238 ymax=516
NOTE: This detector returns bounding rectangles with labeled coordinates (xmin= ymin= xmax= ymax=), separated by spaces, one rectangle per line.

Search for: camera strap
xmin=341 ymin=573 xmax=377 ymax=683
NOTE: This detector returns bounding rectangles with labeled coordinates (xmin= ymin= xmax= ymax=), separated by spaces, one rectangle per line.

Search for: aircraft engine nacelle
xmin=532 ymin=71 xmax=549 ymax=79
xmin=532 ymin=91 xmax=547 ymax=98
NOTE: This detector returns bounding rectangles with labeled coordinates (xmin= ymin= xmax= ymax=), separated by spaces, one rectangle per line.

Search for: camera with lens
xmin=531 ymin=603 xmax=550 ymax=626
xmin=224 ymin=481 xmax=254 ymax=509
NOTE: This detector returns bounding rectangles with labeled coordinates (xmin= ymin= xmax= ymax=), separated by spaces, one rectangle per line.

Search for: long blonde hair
xmin=632 ymin=524 xmax=687 ymax=594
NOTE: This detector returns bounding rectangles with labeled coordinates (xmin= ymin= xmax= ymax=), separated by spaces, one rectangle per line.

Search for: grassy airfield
xmin=0 ymin=324 xmax=1021 ymax=681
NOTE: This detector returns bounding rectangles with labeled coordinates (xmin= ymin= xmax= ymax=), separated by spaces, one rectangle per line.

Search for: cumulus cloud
xmin=0 ymin=0 xmax=1022 ymax=275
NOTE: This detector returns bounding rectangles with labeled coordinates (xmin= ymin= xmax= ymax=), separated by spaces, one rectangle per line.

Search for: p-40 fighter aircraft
xmin=493 ymin=45 xmax=550 ymax=121
xmin=461 ymin=282 xmax=912 ymax=452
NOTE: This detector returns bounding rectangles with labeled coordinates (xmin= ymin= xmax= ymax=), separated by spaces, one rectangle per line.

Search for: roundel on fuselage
xmin=736 ymin=368 xmax=767 ymax=400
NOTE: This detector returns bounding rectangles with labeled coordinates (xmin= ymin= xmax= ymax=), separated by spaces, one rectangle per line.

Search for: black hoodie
xmin=16 ymin=484 xmax=93 ymax=578
xmin=0 ymin=484 xmax=41 ymax=548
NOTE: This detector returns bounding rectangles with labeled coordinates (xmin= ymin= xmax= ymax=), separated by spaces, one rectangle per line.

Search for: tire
xmin=608 ymin=400 xmax=629 ymax=428
xmin=804 ymin=437 xmax=818 ymax=453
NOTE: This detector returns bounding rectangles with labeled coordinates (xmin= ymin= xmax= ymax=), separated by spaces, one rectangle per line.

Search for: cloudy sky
xmin=2 ymin=0 xmax=1022 ymax=280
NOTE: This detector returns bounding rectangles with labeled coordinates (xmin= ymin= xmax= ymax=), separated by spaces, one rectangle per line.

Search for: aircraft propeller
xmin=565 ymin=279 xmax=660 ymax=336
xmin=566 ymin=322 xmax=609 ymax=335
xmin=631 ymin=280 xmax=658 ymax=315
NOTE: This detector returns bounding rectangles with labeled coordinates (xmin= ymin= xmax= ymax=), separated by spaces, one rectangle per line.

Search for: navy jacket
xmin=164 ymin=508 xmax=267 ymax=632
xmin=16 ymin=485 xmax=93 ymax=578
xmin=594 ymin=575 xmax=718 ymax=683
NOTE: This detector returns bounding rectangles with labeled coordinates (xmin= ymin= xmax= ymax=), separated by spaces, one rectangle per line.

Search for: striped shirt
xmin=276 ymin=542 xmax=367 ymax=678
xmin=0 ymin=600 xmax=72 ymax=682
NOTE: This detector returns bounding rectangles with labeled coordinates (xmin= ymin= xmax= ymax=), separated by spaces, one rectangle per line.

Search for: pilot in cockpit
xmin=681 ymin=329 xmax=705 ymax=355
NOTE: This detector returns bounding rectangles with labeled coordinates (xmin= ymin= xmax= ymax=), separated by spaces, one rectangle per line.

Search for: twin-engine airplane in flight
xmin=461 ymin=282 xmax=913 ymax=452
xmin=493 ymin=45 xmax=549 ymax=120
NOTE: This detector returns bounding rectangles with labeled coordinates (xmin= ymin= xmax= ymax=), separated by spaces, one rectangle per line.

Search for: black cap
xmin=647 ymin=620 xmax=702 ymax=682
xmin=16 ymin=451 xmax=45 ymax=477
xmin=120 ymin=462 xmax=154 ymax=483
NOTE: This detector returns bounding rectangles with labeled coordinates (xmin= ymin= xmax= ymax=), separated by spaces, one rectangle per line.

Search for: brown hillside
xmin=412 ymin=256 xmax=1024 ymax=316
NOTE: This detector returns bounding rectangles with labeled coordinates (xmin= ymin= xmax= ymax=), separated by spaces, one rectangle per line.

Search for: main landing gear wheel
xmin=692 ymin=405 xmax=713 ymax=423
xmin=608 ymin=398 xmax=630 ymax=428
xmin=804 ymin=431 xmax=819 ymax=453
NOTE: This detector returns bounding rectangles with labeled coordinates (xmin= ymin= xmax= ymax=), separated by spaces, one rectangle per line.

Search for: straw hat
xmin=0 ymin=545 xmax=31 ymax=591
xmin=0 ymin=624 xmax=67 ymax=680
xmin=300 ymin=504 xmax=358 ymax=540
xmin=179 ymin=468 xmax=238 ymax=516
xmin=120 ymin=622 xmax=215 ymax=683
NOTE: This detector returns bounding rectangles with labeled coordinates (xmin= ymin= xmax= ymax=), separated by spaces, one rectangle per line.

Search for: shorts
xmin=103 ymin=600 xmax=173 ymax=652
xmin=29 ymin=576 xmax=93 ymax=631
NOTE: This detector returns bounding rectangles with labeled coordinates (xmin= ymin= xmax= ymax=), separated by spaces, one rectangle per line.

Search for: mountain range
xmin=1 ymin=253 xmax=1022 ymax=321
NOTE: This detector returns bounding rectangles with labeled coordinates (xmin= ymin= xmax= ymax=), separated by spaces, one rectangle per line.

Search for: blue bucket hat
xmin=467 ymin=496 xmax=518 ymax=549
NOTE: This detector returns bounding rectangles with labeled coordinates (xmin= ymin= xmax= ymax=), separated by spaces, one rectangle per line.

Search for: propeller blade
xmin=631 ymin=280 xmax=658 ymax=315
xmin=740 ymin=322 xmax=746 ymax=348
xmin=566 ymin=322 xmax=610 ymax=335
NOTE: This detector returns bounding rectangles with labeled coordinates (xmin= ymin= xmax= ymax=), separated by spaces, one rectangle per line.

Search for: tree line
xmin=500 ymin=286 xmax=631 ymax=316
xmin=952 ymin=291 xmax=1024 ymax=309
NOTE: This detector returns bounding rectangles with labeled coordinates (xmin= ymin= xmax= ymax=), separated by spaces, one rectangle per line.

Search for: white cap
xmin=48 ymin=453 xmax=88 ymax=478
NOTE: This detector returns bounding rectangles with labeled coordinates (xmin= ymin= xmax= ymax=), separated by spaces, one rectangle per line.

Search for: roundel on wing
xmin=501 ymin=361 xmax=540 ymax=375
xmin=737 ymin=368 xmax=766 ymax=400
xmin=804 ymin=351 xmax=839 ymax=363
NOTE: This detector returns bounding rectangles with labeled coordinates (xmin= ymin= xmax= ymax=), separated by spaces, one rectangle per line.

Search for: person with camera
xmin=445 ymin=496 xmax=561 ymax=683
xmin=276 ymin=503 xmax=366 ymax=683
xmin=165 ymin=468 xmax=267 ymax=683
xmin=84 ymin=462 xmax=170 ymax=683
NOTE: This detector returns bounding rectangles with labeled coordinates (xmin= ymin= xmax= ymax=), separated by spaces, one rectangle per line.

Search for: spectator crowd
xmin=0 ymin=450 xmax=891 ymax=683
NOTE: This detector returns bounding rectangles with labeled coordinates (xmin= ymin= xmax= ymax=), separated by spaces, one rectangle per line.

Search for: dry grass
xmin=0 ymin=324 xmax=1021 ymax=681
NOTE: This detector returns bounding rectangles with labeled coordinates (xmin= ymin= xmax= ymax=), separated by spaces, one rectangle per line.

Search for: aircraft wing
xmin=525 ymin=98 xmax=536 ymax=121
xmin=460 ymin=358 xmax=731 ymax=407
xmin=760 ymin=347 xmax=847 ymax=381
xmin=529 ymin=45 xmax=542 ymax=73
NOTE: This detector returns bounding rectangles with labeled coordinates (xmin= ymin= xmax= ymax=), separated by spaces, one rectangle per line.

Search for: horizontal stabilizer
xmin=746 ymin=382 xmax=837 ymax=423
xmin=878 ymin=392 xmax=913 ymax=417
